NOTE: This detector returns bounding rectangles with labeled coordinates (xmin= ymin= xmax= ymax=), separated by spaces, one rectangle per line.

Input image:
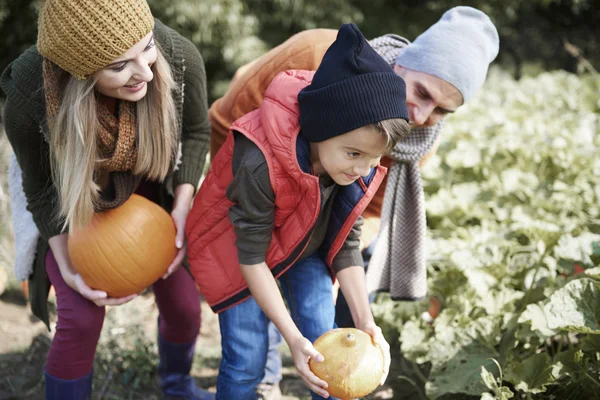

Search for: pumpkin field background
xmin=1 ymin=3 xmax=599 ymax=398
xmin=371 ymin=68 xmax=600 ymax=400
xmin=1 ymin=66 xmax=599 ymax=399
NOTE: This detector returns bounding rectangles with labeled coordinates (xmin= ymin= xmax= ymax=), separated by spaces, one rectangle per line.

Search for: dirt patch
xmin=0 ymin=287 xmax=394 ymax=399
xmin=0 ymin=289 xmax=49 ymax=400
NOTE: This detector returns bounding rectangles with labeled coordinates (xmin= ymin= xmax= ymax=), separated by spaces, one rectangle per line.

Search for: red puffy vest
xmin=186 ymin=70 xmax=385 ymax=313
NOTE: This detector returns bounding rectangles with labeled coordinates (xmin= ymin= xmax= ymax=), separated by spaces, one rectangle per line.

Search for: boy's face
xmin=311 ymin=126 xmax=388 ymax=186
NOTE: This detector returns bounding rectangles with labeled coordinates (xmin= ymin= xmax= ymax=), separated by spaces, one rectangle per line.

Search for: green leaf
xmin=497 ymin=387 xmax=515 ymax=400
xmin=428 ymin=266 xmax=469 ymax=301
xmin=425 ymin=337 xmax=499 ymax=398
xmin=592 ymin=241 xmax=600 ymax=256
xmin=584 ymin=267 xmax=600 ymax=278
xmin=480 ymin=365 xmax=515 ymax=400
xmin=505 ymin=352 xmax=555 ymax=394
xmin=553 ymin=348 xmax=584 ymax=375
xmin=544 ymin=278 xmax=600 ymax=334
xmin=400 ymin=320 xmax=432 ymax=364
xmin=518 ymin=303 xmax=557 ymax=337
xmin=553 ymin=233 xmax=600 ymax=267
xmin=480 ymin=288 xmax=523 ymax=316
xmin=581 ymin=334 xmax=600 ymax=354
xmin=480 ymin=366 xmax=497 ymax=391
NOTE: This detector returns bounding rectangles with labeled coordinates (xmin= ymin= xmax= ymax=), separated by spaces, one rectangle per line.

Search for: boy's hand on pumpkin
xmin=360 ymin=323 xmax=391 ymax=385
xmin=289 ymin=336 xmax=330 ymax=398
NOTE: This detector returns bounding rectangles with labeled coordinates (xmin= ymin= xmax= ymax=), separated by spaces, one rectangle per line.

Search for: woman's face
xmin=94 ymin=32 xmax=156 ymax=102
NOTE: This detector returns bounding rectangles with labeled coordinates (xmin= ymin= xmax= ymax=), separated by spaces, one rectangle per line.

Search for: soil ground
xmin=0 ymin=285 xmax=394 ymax=400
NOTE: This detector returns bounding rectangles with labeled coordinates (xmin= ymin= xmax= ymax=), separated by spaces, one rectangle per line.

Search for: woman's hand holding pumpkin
xmin=49 ymin=232 xmax=139 ymax=306
xmin=162 ymin=205 xmax=188 ymax=279
xmin=163 ymin=183 xmax=195 ymax=279
xmin=358 ymin=321 xmax=391 ymax=385
xmin=66 ymin=270 xmax=138 ymax=306
xmin=288 ymin=335 xmax=330 ymax=398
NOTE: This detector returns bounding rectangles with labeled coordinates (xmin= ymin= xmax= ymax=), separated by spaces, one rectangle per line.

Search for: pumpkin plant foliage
xmin=371 ymin=68 xmax=600 ymax=399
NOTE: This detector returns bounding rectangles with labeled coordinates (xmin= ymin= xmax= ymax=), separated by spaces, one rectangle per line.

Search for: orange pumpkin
xmin=309 ymin=328 xmax=384 ymax=400
xmin=68 ymin=194 xmax=177 ymax=298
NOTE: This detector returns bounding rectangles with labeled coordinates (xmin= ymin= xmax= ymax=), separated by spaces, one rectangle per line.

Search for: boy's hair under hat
xmin=298 ymin=23 xmax=409 ymax=143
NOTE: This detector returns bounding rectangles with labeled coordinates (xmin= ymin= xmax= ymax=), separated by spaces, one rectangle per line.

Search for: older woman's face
xmin=94 ymin=32 xmax=157 ymax=102
xmin=394 ymin=65 xmax=463 ymax=128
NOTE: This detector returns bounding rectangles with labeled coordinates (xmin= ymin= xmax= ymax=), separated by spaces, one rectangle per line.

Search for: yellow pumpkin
xmin=68 ymin=194 xmax=177 ymax=298
xmin=309 ymin=328 xmax=384 ymax=400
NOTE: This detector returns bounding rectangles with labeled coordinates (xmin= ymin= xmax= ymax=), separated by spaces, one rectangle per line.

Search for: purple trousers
xmin=45 ymin=250 xmax=201 ymax=380
xmin=45 ymin=182 xmax=201 ymax=380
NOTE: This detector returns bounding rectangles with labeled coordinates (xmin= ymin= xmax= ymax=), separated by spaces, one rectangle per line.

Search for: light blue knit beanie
xmin=395 ymin=6 xmax=499 ymax=103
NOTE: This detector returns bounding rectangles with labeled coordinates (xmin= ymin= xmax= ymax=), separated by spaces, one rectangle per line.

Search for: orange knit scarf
xmin=43 ymin=59 xmax=138 ymax=173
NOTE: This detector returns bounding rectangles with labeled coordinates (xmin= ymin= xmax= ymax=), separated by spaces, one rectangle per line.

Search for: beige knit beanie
xmin=37 ymin=0 xmax=155 ymax=80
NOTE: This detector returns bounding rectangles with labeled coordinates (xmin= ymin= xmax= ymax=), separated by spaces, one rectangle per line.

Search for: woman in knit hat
xmin=1 ymin=1 xmax=212 ymax=399
xmin=185 ymin=23 xmax=410 ymax=399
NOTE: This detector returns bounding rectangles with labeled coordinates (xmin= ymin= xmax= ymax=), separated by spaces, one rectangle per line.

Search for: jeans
xmin=217 ymin=252 xmax=337 ymax=400
xmin=335 ymin=238 xmax=377 ymax=328
xmin=263 ymin=322 xmax=283 ymax=384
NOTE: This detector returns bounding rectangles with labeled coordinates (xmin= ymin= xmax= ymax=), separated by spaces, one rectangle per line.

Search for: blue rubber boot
xmin=44 ymin=369 xmax=92 ymax=400
xmin=158 ymin=334 xmax=215 ymax=400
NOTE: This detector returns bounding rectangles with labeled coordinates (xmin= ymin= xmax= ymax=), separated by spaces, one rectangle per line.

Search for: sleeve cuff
xmin=36 ymin=217 xmax=65 ymax=242
xmin=237 ymin=252 xmax=267 ymax=266
xmin=173 ymin=159 xmax=206 ymax=193
xmin=332 ymin=249 xmax=364 ymax=274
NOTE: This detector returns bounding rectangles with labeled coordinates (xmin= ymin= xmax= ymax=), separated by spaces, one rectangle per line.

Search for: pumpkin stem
xmin=344 ymin=333 xmax=356 ymax=346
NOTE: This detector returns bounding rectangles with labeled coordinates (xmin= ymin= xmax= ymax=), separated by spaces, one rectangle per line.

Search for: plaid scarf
xmin=366 ymin=34 xmax=444 ymax=300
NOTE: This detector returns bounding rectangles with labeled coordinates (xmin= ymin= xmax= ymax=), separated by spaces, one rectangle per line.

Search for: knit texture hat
xmin=37 ymin=0 xmax=155 ymax=79
xmin=298 ymin=24 xmax=408 ymax=143
xmin=395 ymin=6 xmax=499 ymax=103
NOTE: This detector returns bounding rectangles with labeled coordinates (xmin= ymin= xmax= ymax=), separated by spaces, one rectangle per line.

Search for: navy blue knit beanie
xmin=298 ymin=23 xmax=409 ymax=143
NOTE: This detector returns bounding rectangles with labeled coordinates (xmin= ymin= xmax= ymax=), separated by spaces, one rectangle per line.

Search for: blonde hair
xmin=49 ymin=47 xmax=178 ymax=231
xmin=370 ymin=118 xmax=411 ymax=153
